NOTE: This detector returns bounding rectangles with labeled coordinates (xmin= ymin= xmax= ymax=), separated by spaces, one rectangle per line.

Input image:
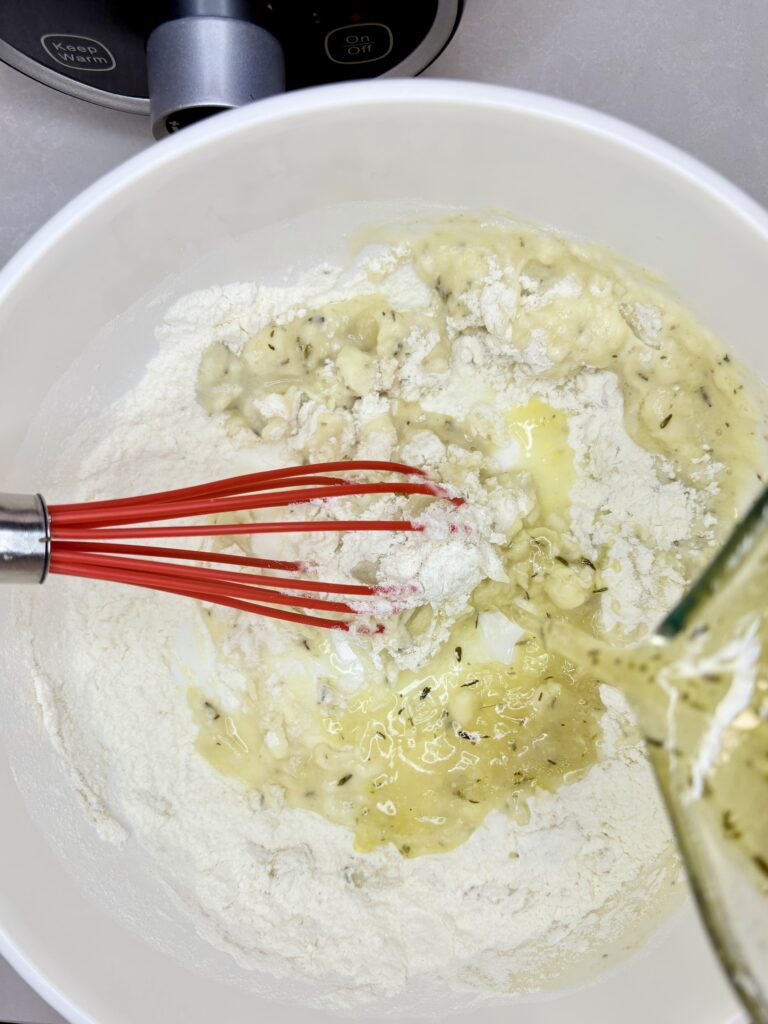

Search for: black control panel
xmin=0 ymin=1 xmax=458 ymax=107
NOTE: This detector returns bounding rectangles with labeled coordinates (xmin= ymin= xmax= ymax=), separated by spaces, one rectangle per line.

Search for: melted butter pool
xmin=191 ymin=612 xmax=603 ymax=857
xmin=506 ymin=400 xmax=575 ymax=518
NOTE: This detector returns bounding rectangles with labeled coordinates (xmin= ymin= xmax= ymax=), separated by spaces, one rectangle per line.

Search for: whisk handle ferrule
xmin=0 ymin=493 xmax=50 ymax=584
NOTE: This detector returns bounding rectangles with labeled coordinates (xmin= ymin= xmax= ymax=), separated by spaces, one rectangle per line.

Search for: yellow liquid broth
xmin=195 ymin=628 xmax=603 ymax=857
xmin=194 ymin=626 xmax=604 ymax=858
xmin=191 ymin=218 xmax=765 ymax=860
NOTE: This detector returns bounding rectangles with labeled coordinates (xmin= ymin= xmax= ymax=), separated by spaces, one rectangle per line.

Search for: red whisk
xmin=0 ymin=461 xmax=461 ymax=631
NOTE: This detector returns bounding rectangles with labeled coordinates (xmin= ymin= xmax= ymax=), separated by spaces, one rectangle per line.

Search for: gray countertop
xmin=0 ymin=0 xmax=764 ymax=1020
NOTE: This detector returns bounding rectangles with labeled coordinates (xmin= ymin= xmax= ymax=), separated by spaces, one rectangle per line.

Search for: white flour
xmin=23 ymin=240 xmax=689 ymax=1009
xmin=553 ymin=372 xmax=702 ymax=633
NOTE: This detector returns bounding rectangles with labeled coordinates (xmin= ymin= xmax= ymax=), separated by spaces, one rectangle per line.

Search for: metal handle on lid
xmin=0 ymin=493 xmax=50 ymax=583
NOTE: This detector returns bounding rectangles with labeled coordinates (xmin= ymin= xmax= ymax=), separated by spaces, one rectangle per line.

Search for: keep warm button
xmin=324 ymin=23 xmax=393 ymax=65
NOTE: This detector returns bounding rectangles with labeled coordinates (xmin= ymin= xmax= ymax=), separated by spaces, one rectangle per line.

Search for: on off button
xmin=324 ymin=22 xmax=393 ymax=64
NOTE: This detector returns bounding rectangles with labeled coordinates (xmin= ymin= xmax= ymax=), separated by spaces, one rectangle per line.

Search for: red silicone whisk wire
xmin=45 ymin=460 xmax=461 ymax=629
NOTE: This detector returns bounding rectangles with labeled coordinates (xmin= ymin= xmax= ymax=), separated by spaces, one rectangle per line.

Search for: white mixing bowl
xmin=0 ymin=79 xmax=763 ymax=1024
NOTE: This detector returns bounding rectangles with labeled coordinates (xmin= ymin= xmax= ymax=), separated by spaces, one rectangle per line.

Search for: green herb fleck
xmin=722 ymin=810 xmax=742 ymax=840
xmin=203 ymin=701 xmax=220 ymax=721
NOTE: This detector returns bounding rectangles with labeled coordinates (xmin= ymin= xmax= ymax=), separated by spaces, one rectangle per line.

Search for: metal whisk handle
xmin=0 ymin=493 xmax=50 ymax=584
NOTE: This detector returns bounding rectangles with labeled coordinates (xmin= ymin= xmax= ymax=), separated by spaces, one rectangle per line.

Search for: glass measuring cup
xmin=645 ymin=486 xmax=768 ymax=1023
xmin=529 ymin=485 xmax=768 ymax=1021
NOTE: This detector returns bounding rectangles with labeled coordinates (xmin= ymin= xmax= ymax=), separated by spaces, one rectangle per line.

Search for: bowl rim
xmin=0 ymin=76 xmax=765 ymax=1024
xmin=3 ymin=77 xmax=768 ymax=307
